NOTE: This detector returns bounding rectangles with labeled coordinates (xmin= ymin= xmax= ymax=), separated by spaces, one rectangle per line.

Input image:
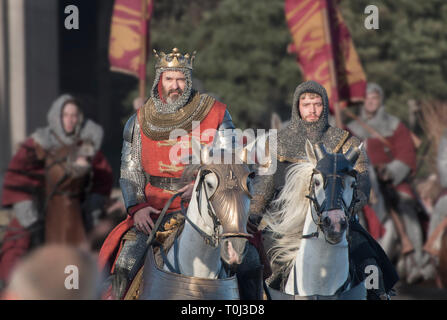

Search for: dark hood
xmin=277 ymin=81 xmax=332 ymax=161
xmin=289 ymin=80 xmax=330 ymax=142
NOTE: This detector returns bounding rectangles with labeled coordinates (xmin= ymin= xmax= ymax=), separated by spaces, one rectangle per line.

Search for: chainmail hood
xmin=32 ymin=94 xmax=103 ymax=151
xmin=347 ymin=83 xmax=399 ymax=139
xmin=290 ymin=80 xmax=330 ymax=139
xmin=150 ymin=67 xmax=193 ymax=114
xmin=366 ymin=82 xmax=384 ymax=105
xmin=277 ymin=81 xmax=335 ymax=161
xmin=140 ymin=65 xmax=218 ymax=140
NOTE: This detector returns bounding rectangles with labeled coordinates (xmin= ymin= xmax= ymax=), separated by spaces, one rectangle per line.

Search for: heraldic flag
xmin=285 ymin=0 xmax=367 ymax=112
xmin=109 ymin=0 xmax=154 ymax=81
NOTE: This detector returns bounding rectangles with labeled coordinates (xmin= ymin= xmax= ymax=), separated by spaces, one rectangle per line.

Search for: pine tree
xmin=124 ymin=0 xmax=446 ymax=133
xmin=340 ymin=0 xmax=447 ymax=121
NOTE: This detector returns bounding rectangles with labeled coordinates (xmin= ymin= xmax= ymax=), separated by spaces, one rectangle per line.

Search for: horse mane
xmin=264 ymin=161 xmax=315 ymax=274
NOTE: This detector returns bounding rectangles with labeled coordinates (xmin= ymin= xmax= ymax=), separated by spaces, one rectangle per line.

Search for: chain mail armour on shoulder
xmin=250 ymin=81 xmax=370 ymax=217
xmin=139 ymin=67 xmax=217 ymax=141
xmin=120 ymin=67 xmax=234 ymax=210
xmin=120 ymin=114 xmax=146 ymax=211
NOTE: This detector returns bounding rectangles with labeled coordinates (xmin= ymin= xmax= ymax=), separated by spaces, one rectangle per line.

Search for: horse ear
xmin=238 ymin=147 xmax=248 ymax=164
xmin=344 ymin=143 xmax=362 ymax=165
xmin=271 ymin=112 xmax=282 ymax=130
xmin=190 ymin=136 xmax=202 ymax=164
xmin=305 ymin=139 xmax=317 ymax=166
xmin=314 ymin=143 xmax=326 ymax=161
xmin=201 ymin=145 xmax=211 ymax=164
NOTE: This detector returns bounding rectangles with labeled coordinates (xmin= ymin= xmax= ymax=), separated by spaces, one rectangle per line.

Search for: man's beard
xmin=164 ymin=88 xmax=183 ymax=104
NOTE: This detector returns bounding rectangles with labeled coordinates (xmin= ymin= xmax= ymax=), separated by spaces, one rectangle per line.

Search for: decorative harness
xmin=302 ymin=153 xmax=359 ymax=242
xmin=266 ymin=144 xmax=363 ymax=300
xmin=151 ymin=166 xmax=253 ymax=275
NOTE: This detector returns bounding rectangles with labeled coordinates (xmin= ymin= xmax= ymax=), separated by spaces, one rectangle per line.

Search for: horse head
xmin=192 ymin=146 xmax=254 ymax=267
xmin=67 ymin=139 xmax=96 ymax=177
xmin=305 ymin=140 xmax=361 ymax=244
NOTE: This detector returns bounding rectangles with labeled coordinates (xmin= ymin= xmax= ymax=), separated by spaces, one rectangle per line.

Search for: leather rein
xmin=158 ymin=169 xmax=251 ymax=274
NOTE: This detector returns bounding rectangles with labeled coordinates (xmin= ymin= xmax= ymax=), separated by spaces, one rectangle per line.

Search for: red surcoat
xmin=365 ymin=122 xmax=417 ymax=197
xmin=139 ymin=100 xmax=226 ymax=213
xmin=0 ymin=137 xmax=113 ymax=283
xmin=98 ymin=100 xmax=227 ymax=274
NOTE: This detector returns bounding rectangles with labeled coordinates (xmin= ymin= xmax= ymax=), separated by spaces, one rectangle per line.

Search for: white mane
xmin=264 ymin=161 xmax=315 ymax=274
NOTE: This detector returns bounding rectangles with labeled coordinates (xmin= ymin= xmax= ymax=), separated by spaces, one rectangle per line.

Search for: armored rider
xmin=347 ymin=83 xmax=432 ymax=283
xmin=98 ymin=48 xmax=262 ymax=299
xmin=249 ymin=80 xmax=398 ymax=299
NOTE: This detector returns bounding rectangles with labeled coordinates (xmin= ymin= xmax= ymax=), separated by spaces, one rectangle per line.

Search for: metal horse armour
xmin=139 ymin=149 xmax=255 ymax=300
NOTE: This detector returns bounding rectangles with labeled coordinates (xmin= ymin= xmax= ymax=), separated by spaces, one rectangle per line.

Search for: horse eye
xmin=314 ymin=179 xmax=321 ymax=187
xmin=351 ymin=181 xmax=356 ymax=188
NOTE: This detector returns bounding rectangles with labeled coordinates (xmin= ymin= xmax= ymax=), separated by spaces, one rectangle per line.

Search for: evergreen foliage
xmin=340 ymin=0 xmax=447 ymax=121
xmin=124 ymin=0 xmax=446 ymax=133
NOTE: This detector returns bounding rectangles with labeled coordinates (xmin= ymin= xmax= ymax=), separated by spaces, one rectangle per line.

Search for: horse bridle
xmin=179 ymin=170 xmax=220 ymax=247
xmin=183 ymin=168 xmax=252 ymax=247
xmin=303 ymin=166 xmax=358 ymax=241
xmin=42 ymin=154 xmax=92 ymax=215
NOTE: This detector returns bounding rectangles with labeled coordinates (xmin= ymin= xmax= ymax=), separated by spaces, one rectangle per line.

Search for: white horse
xmin=264 ymin=140 xmax=367 ymax=299
xmin=140 ymin=149 xmax=254 ymax=299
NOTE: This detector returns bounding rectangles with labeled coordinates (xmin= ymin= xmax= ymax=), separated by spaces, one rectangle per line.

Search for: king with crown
xmin=98 ymin=48 xmax=262 ymax=299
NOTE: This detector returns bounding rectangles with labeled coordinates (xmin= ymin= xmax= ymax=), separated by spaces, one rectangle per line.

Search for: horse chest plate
xmin=140 ymin=250 xmax=240 ymax=300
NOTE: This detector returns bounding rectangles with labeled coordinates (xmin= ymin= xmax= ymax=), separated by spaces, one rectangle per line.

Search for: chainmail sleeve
xmin=119 ymin=114 xmax=147 ymax=212
xmin=249 ymin=172 xmax=275 ymax=224
xmin=342 ymin=135 xmax=371 ymax=210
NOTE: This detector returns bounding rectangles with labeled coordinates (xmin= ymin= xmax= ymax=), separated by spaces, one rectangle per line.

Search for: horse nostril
xmin=323 ymin=216 xmax=331 ymax=227
xmin=340 ymin=219 xmax=347 ymax=228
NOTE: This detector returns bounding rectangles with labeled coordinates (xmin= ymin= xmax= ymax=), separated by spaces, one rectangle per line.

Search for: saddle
xmin=118 ymin=213 xmax=185 ymax=300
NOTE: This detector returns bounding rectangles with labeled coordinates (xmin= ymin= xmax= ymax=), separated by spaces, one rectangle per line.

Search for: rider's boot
xmin=236 ymin=265 xmax=264 ymax=300
xmin=235 ymin=243 xmax=264 ymax=300
xmin=111 ymin=228 xmax=148 ymax=299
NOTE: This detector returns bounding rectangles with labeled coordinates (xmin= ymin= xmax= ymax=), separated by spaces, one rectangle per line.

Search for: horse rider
xmin=98 ymin=48 xmax=263 ymax=300
xmin=249 ymin=80 xmax=398 ymax=299
xmin=347 ymin=83 xmax=433 ymax=283
xmin=0 ymin=94 xmax=113 ymax=290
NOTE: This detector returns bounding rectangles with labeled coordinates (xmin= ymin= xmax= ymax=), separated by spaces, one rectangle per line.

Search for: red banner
xmin=285 ymin=0 xmax=366 ymax=112
xmin=109 ymin=0 xmax=153 ymax=81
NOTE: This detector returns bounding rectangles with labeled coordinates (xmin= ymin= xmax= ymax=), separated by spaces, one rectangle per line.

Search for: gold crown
xmin=153 ymin=48 xmax=196 ymax=70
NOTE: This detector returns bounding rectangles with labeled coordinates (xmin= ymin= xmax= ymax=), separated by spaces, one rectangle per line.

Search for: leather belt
xmin=145 ymin=173 xmax=185 ymax=191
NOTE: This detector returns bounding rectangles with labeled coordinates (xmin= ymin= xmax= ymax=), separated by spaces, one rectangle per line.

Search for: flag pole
xmin=139 ymin=0 xmax=148 ymax=101
xmin=322 ymin=1 xmax=343 ymax=129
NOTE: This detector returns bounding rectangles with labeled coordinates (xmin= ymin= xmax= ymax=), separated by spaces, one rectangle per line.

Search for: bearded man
xmin=0 ymin=95 xmax=113 ymax=289
xmin=249 ymin=80 xmax=398 ymax=299
xmin=99 ymin=48 xmax=262 ymax=300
